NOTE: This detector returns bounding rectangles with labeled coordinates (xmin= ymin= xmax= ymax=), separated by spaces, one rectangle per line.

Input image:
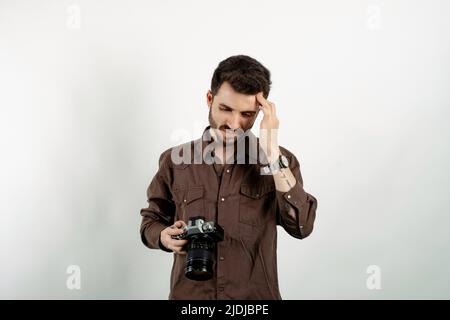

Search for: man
xmin=139 ymin=55 xmax=318 ymax=300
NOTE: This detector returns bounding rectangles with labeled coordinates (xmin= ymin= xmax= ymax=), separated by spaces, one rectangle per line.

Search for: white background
xmin=1 ymin=0 xmax=449 ymax=299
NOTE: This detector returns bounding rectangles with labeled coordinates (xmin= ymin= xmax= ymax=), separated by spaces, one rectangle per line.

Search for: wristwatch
xmin=261 ymin=154 xmax=289 ymax=175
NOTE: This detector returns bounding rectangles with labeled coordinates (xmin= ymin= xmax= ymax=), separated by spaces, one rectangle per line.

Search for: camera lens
xmin=185 ymin=235 xmax=216 ymax=281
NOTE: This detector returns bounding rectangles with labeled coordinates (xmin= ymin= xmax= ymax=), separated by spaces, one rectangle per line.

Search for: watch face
xmin=281 ymin=155 xmax=289 ymax=168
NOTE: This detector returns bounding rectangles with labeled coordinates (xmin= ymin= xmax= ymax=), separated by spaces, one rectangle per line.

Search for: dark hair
xmin=210 ymin=55 xmax=271 ymax=99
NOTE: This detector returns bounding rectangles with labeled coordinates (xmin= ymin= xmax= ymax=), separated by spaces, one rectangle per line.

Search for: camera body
xmin=172 ymin=216 xmax=224 ymax=281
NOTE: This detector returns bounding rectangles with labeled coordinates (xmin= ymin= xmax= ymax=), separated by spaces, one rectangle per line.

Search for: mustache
xmin=219 ymin=125 xmax=241 ymax=133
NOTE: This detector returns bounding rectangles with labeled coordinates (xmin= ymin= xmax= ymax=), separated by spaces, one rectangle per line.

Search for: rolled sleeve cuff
xmin=280 ymin=182 xmax=308 ymax=210
xmin=276 ymin=182 xmax=309 ymax=236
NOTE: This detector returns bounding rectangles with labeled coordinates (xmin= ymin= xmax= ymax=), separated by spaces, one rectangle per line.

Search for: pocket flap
xmin=173 ymin=185 xmax=204 ymax=204
xmin=186 ymin=186 xmax=204 ymax=204
xmin=240 ymin=183 xmax=275 ymax=199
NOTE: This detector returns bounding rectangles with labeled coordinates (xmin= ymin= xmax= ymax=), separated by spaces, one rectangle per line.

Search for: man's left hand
xmin=256 ymin=92 xmax=281 ymax=164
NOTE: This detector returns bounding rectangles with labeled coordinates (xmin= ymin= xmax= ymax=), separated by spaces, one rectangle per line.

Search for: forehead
xmin=215 ymin=82 xmax=259 ymax=112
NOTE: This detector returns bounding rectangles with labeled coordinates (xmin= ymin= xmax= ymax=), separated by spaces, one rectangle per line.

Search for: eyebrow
xmin=219 ymin=103 xmax=257 ymax=114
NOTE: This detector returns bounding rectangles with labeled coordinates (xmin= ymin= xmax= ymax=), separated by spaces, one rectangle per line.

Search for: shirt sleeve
xmin=275 ymin=151 xmax=318 ymax=239
xmin=139 ymin=149 xmax=175 ymax=252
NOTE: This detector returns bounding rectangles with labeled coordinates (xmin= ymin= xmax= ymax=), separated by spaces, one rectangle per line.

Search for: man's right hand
xmin=160 ymin=220 xmax=188 ymax=255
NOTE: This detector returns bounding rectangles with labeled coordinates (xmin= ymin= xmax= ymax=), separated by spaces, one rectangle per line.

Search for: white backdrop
xmin=1 ymin=0 xmax=449 ymax=299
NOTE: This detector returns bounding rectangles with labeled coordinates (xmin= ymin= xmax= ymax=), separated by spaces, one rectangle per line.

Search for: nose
xmin=227 ymin=113 xmax=241 ymax=131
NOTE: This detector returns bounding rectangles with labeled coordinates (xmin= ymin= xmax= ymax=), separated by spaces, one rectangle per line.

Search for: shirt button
xmin=287 ymin=194 xmax=291 ymax=199
xmin=221 ymin=197 xmax=225 ymax=202
xmin=300 ymin=225 xmax=304 ymax=229
xmin=226 ymin=169 xmax=230 ymax=173
xmin=219 ymin=256 xmax=225 ymax=261
xmin=183 ymin=199 xmax=187 ymax=203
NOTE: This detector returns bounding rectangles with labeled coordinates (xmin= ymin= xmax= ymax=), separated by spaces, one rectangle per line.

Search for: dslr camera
xmin=172 ymin=216 xmax=224 ymax=281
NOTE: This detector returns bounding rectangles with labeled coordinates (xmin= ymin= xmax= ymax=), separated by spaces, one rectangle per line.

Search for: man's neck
xmin=213 ymin=145 xmax=236 ymax=164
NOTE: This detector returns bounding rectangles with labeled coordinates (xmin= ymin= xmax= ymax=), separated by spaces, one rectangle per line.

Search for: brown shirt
xmin=139 ymin=128 xmax=318 ymax=300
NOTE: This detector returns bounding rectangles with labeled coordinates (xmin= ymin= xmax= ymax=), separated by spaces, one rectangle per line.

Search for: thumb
xmin=173 ymin=220 xmax=186 ymax=229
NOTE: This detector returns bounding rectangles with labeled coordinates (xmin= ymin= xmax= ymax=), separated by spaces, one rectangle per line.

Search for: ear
xmin=206 ymin=90 xmax=213 ymax=108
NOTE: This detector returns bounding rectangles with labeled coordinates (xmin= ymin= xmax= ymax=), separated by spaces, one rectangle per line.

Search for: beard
xmin=207 ymin=107 xmax=259 ymax=164
xmin=208 ymin=107 xmax=238 ymax=146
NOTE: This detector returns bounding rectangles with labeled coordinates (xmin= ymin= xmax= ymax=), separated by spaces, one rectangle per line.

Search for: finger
xmin=171 ymin=239 xmax=188 ymax=247
xmin=166 ymin=227 xmax=185 ymax=236
xmin=259 ymin=105 xmax=272 ymax=118
xmin=256 ymin=92 xmax=271 ymax=108
xmin=268 ymin=101 xmax=276 ymax=114
xmin=256 ymin=92 xmax=275 ymax=111
xmin=256 ymin=95 xmax=272 ymax=116
xmin=258 ymin=102 xmax=271 ymax=116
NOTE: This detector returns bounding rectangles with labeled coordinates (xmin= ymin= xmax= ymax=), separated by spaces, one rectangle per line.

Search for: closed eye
xmin=241 ymin=112 xmax=255 ymax=118
xmin=218 ymin=104 xmax=255 ymax=118
xmin=219 ymin=106 xmax=232 ymax=112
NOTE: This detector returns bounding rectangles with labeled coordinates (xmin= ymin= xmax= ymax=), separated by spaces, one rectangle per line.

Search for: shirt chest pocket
xmin=239 ymin=183 xmax=276 ymax=226
xmin=172 ymin=185 xmax=205 ymax=223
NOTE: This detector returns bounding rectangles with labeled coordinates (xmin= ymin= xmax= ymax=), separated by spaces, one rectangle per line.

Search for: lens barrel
xmin=185 ymin=236 xmax=216 ymax=281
